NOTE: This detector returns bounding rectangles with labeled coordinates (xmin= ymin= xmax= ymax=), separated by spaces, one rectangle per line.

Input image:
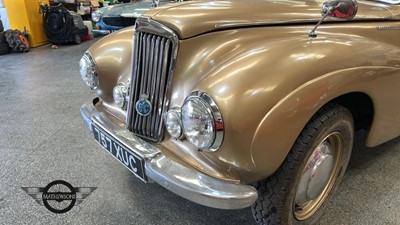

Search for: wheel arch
xmin=249 ymin=67 xmax=389 ymax=181
xmin=328 ymin=92 xmax=374 ymax=132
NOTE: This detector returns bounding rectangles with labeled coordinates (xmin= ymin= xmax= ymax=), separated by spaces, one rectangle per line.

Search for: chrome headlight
xmin=164 ymin=108 xmax=182 ymax=139
xmin=79 ymin=52 xmax=99 ymax=89
xmin=181 ymin=91 xmax=224 ymax=151
xmin=113 ymin=83 xmax=129 ymax=109
xmin=91 ymin=11 xmax=102 ymax=23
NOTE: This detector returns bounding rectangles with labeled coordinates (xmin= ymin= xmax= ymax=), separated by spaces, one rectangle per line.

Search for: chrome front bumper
xmin=80 ymin=101 xmax=258 ymax=209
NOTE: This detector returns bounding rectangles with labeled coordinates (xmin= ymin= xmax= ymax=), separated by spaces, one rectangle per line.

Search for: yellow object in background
xmin=3 ymin=0 xmax=50 ymax=47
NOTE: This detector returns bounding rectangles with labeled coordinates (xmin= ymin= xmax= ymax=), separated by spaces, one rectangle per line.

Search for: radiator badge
xmin=136 ymin=94 xmax=152 ymax=116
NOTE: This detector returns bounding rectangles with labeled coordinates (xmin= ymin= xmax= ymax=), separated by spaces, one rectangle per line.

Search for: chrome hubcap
xmin=294 ymin=132 xmax=344 ymax=220
xmin=295 ymin=142 xmax=334 ymax=204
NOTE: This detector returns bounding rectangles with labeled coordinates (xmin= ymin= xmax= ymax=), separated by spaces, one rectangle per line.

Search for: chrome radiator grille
xmin=126 ymin=20 xmax=178 ymax=142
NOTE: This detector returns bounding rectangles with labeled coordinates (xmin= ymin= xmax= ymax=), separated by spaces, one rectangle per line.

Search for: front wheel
xmin=252 ymin=104 xmax=354 ymax=225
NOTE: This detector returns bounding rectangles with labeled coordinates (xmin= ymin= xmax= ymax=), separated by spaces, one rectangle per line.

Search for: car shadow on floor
xmin=122 ymin=130 xmax=400 ymax=225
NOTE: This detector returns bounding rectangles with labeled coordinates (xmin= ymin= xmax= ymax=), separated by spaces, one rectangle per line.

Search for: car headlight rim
xmin=181 ymin=91 xmax=224 ymax=152
xmin=91 ymin=11 xmax=102 ymax=23
xmin=79 ymin=52 xmax=99 ymax=90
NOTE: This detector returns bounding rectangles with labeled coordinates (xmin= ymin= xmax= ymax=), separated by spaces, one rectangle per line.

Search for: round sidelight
xmin=113 ymin=83 xmax=129 ymax=109
xmin=79 ymin=52 xmax=99 ymax=89
xmin=164 ymin=108 xmax=182 ymax=139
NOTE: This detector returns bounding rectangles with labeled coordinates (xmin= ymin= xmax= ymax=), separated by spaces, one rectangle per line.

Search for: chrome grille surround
xmin=126 ymin=17 xmax=179 ymax=142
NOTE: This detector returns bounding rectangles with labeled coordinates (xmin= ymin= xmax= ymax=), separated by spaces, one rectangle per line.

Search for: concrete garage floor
xmin=0 ymin=40 xmax=399 ymax=225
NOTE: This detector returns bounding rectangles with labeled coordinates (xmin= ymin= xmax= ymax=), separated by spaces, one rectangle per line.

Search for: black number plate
xmin=92 ymin=123 xmax=146 ymax=182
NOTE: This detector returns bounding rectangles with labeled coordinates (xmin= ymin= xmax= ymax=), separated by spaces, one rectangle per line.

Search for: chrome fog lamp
xmin=91 ymin=11 xmax=102 ymax=23
xmin=164 ymin=108 xmax=182 ymax=139
xmin=181 ymin=91 xmax=224 ymax=151
xmin=113 ymin=83 xmax=129 ymax=109
xmin=79 ymin=52 xmax=99 ymax=89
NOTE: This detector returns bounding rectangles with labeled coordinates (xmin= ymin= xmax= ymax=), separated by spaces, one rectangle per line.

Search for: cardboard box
xmin=91 ymin=0 xmax=100 ymax=7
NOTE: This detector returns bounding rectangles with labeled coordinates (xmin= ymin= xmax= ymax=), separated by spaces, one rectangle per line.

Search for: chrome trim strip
xmin=81 ymin=102 xmax=258 ymax=209
xmin=136 ymin=17 xmax=179 ymax=43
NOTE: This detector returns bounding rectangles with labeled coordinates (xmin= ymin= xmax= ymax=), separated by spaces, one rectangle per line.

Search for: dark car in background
xmin=92 ymin=0 xmax=188 ymax=35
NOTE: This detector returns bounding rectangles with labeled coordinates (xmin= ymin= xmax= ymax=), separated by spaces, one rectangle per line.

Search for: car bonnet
xmin=143 ymin=0 xmax=396 ymax=39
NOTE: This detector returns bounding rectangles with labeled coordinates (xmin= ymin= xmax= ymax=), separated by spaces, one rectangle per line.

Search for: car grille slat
xmin=140 ymin=33 xmax=151 ymax=136
xmin=126 ymin=29 xmax=176 ymax=142
xmin=150 ymin=37 xmax=162 ymax=135
xmin=131 ymin=32 xmax=139 ymax=132
xmin=148 ymin=37 xmax=160 ymax=135
xmin=144 ymin=35 xmax=155 ymax=137
xmin=156 ymin=39 xmax=171 ymax=136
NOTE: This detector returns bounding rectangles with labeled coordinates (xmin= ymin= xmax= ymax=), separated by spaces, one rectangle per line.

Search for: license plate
xmin=92 ymin=123 xmax=146 ymax=182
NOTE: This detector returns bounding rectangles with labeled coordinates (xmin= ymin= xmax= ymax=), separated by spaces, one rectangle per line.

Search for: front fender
xmin=251 ymin=66 xmax=399 ymax=180
xmin=169 ymin=23 xmax=400 ymax=183
xmin=87 ymin=27 xmax=134 ymax=119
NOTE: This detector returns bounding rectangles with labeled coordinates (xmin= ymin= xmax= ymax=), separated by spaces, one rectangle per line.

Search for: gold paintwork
xmin=88 ymin=0 xmax=400 ymax=184
xmin=147 ymin=0 xmax=397 ymax=38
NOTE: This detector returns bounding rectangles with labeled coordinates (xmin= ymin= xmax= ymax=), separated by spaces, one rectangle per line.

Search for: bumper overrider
xmin=80 ymin=100 xmax=258 ymax=209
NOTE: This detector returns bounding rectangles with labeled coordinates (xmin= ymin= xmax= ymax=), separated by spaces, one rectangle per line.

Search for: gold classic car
xmin=79 ymin=0 xmax=400 ymax=224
